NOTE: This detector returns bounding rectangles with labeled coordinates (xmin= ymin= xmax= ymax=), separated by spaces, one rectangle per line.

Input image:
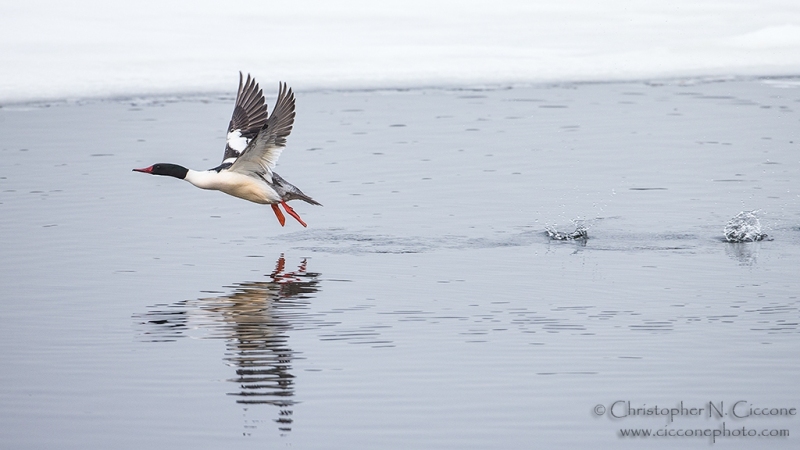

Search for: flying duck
xmin=133 ymin=73 xmax=320 ymax=227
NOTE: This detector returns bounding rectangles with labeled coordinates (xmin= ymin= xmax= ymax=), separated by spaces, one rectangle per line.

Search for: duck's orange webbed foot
xmin=271 ymin=204 xmax=286 ymax=226
xmin=281 ymin=201 xmax=308 ymax=227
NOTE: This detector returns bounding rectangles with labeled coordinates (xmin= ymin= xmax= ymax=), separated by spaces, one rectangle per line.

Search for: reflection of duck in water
xmin=135 ymin=256 xmax=320 ymax=434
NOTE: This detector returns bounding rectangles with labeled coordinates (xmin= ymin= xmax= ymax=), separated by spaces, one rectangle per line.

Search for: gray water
xmin=1 ymin=79 xmax=799 ymax=448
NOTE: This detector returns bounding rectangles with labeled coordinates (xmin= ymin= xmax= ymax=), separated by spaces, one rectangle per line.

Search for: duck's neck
xmin=184 ymin=169 xmax=224 ymax=190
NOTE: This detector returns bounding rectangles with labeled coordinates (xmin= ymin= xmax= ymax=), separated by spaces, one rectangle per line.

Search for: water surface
xmin=1 ymin=79 xmax=799 ymax=448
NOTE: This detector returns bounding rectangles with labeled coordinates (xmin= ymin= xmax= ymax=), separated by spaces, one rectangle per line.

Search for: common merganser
xmin=133 ymin=73 xmax=320 ymax=227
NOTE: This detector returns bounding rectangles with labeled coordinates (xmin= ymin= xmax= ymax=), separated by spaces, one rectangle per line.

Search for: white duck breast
xmin=184 ymin=169 xmax=280 ymax=204
xmin=133 ymin=72 xmax=321 ymax=227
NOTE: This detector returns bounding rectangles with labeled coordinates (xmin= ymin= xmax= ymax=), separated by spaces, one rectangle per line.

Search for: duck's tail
xmin=286 ymin=191 xmax=322 ymax=206
xmin=272 ymin=172 xmax=322 ymax=206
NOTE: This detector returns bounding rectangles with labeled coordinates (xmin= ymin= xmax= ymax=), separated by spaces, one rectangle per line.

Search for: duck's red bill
xmin=133 ymin=166 xmax=154 ymax=173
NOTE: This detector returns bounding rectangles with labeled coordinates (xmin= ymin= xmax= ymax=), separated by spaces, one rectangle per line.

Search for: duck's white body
xmin=134 ymin=74 xmax=320 ymax=227
xmin=185 ymin=169 xmax=279 ymax=204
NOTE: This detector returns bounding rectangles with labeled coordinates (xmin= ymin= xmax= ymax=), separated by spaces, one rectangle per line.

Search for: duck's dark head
xmin=133 ymin=163 xmax=188 ymax=179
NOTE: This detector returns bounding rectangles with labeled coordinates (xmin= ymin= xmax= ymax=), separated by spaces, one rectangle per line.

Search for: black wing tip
xmin=228 ymin=71 xmax=268 ymax=134
xmin=277 ymin=82 xmax=295 ymax=104
xmin=237 ymin=73 xmax=261 ymax=102
xmin=278 ymin=81 xmax=293 ymax=95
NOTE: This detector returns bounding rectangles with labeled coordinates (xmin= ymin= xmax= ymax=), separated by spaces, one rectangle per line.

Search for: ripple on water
xmin=271 ymin=228 xmax=546 ymax=254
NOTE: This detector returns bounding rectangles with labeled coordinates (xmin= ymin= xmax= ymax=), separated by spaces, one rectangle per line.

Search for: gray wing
xmin=228 ymin=82 xmax=296 ymax=182
xmin=222 ymin=72 xmax=269 ymax=162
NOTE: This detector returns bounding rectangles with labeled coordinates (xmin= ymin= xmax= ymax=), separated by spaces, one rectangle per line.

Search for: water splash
xmin=545 ymin=220 xmax=589 ymax=241
xmin=723 ymin=210 xmax=768 ymax=242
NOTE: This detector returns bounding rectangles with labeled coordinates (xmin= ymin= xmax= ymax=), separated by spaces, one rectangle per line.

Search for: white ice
xmin=2 ymin=0 xmax=800 ymax=102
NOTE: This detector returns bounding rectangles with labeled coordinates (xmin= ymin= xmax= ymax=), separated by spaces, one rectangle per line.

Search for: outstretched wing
xmin=229 ymin=82 xmax=295 ymax=183
xmin=222 ymin=72 xmax=269 ymax=163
